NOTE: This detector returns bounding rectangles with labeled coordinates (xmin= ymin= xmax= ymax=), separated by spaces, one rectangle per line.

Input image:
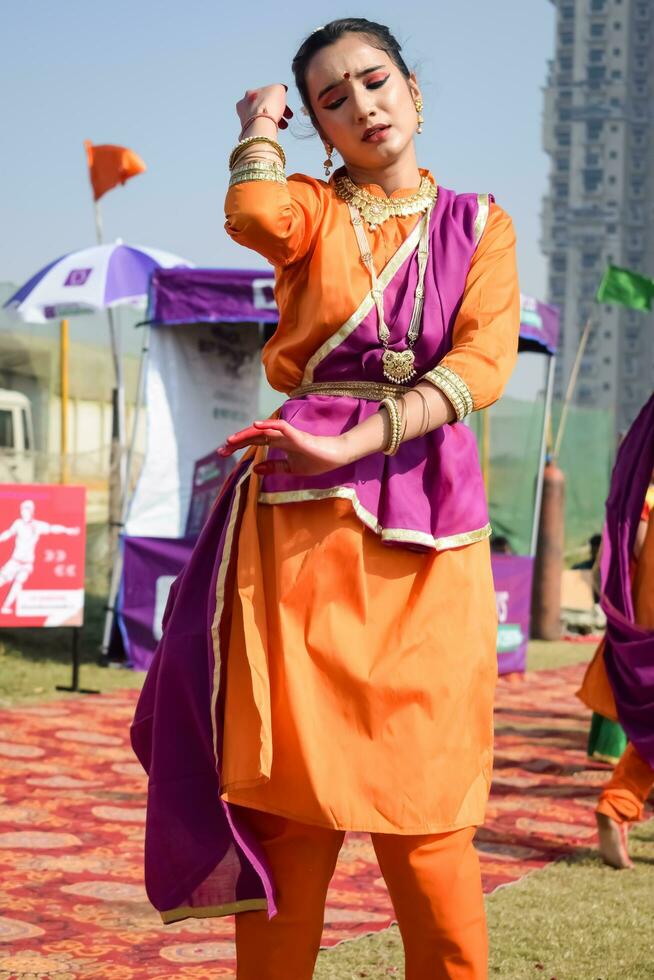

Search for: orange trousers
xmin=596 ymin=743 xmax=654 ymax=824
xmin=234 ymin=808 xmax=487 ymax=980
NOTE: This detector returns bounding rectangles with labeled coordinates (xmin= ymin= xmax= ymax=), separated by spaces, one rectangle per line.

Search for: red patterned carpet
xmin=0 ymin=663 xmax=635 ymax=978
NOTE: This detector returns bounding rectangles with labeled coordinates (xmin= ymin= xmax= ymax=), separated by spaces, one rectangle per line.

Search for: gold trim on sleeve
xmin=259 ymin=485 xmax=491 ymax=551
xmin=422 ymin=365 xmax=474 ymax=421
xmin=473 ymin=192 xmax=490 ymax=246
xmin=161 ymin=897 xmax=269 ymax=925
xmin=301 ymin=215 xmax=426 ymax=384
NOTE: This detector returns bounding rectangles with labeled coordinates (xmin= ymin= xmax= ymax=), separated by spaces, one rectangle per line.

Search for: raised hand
xmin=236 ymin=83 xmax=293 ymax=133
xmin=217 ymin=419 xmax=351 ymax=477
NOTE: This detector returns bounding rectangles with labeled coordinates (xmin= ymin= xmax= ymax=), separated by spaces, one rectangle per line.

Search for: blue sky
xmin=1 ymin=0 xmax=555 ymax=298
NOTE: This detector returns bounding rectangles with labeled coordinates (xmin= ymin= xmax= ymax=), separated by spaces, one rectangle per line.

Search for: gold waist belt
xmin=290 ymin=380 xmax=412 ymax=401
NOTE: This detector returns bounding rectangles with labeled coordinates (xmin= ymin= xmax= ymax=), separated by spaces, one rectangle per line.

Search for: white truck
xmin=0 ymin=389 xmax=35 ymax=483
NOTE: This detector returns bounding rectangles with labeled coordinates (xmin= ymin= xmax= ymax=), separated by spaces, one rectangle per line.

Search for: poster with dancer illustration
xmin=0 ymin=484 xmax=86 ymax=627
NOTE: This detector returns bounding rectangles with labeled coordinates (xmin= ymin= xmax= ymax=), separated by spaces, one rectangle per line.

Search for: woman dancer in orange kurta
xmin=211 ymin=19 xmax=521 ymax=979
xmin=134 ymin=18 xmax=518 ymax=980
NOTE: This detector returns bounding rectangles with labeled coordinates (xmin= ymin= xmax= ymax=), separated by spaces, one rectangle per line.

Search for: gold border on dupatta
xmin=259 ymin=485 xmax=491 ymax=551
xmin=209 ymin=463 xmax=254 ymax=767
xmin=301 ymin=213 xmax=428 ymax=385
xmin=160 ymin=897 xmax=268 ymax=925
xmin=473 ymin=192 xmax=490 ymax=246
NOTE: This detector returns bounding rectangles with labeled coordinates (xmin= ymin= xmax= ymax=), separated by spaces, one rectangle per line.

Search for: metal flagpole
xmin=90 ymin=183 xmax=127 ymax=553
xmin=530 ymin=354 xmax=556 ymax=557
xmin=93 ymin=200 xmax=103 ymax=247
xmin=553 ymin=316 xmax=593 ymax=461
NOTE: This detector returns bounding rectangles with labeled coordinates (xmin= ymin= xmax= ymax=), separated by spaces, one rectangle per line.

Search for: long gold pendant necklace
xmin=345 ymin=196 xmax=435 ymax=384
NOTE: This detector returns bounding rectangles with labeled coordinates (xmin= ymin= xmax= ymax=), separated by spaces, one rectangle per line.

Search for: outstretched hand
xmin=217 ymin=419 xmax=351 ymax=477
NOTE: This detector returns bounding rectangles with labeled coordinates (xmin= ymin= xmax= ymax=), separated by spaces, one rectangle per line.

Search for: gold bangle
xmin=229 ymin=136 xmax=286 ymax=170
xmin=380 ymin=396 xmax=402 ymax=456
xmin=421 ymin=366 xmax=473 ymax=421
xmin=404 ymin=387 xmax=431 ymax=436
xmin=230 ymin=159 xmax=285 ymax=177
xmin=229 ymin=160 xmax=286 ymax=187
xmin=230 ymin=142 xmax=284 ymax=170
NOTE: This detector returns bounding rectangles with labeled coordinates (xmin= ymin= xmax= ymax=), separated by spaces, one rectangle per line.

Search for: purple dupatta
xmin=131 ymin=457 xmax=276 ymax=922
xmin=600 ymin=392 xmax=654 ymax=767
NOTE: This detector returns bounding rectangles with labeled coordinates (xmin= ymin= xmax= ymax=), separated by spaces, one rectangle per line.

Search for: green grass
xmin=0 ymin=592 xmax=143 ymax=706
xmin=0 ymin=630 xmax=592 ymax=707
xmin=313 ymin=637 xmax=653 ymax=980
xmin=313 ymin=821 xmax=654 ymax=979
xmin=527 ymin=638 xmax=595 ymax=672
xmin=1 ymin=629 xmax=650 ymax=978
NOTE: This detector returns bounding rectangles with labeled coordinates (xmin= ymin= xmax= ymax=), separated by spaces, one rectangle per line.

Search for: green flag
xmin=596 ymin=264 xmax=654 ymax=311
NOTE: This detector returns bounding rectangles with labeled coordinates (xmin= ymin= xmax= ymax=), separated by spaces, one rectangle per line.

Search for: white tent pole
xmin=107 ymin=305 xmax=127 ymax=494
xmin=530 ymin=354 xmax=556 ymax=557
xmin=101 ymin=325 xmax=151 ymax=657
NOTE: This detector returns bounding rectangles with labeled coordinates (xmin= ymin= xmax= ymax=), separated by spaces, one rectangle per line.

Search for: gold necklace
xmin=347 ymin=202 xmax=435 ymax=383
xmin=334 ymin=172 xmax=437 ymax=230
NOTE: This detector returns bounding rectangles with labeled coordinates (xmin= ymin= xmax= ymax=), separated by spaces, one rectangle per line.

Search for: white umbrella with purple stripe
xmin=4 ymin=240 xmax=193 ymax=507
xmin=4 ymin=240 xmax=192 ymax=322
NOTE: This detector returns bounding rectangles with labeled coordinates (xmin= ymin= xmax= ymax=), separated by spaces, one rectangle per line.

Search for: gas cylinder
xmin=531 ymin=461 xmax=565 ymax=640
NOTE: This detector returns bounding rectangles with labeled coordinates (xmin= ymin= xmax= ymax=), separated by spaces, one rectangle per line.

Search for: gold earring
xmin=414 ymin=98 xmax=424 ymax=135
xmin=323 ymin=143 xmax=334 ymax=177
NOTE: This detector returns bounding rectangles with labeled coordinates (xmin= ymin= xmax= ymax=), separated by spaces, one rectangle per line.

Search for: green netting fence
xmin=469 ymin=397 xmax=614 ymax=560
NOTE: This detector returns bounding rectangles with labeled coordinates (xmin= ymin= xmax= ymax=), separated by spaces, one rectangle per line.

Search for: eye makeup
xmin=322 ymin=73 xmax=391 ymax=111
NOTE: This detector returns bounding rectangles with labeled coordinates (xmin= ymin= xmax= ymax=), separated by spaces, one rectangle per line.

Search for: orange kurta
xmin=219 ymin=171 xmax=519 ymax=833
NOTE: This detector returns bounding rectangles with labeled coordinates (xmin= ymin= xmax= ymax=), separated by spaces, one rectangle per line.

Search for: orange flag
xmin=84 ymin=140 xmax=147 ymax=201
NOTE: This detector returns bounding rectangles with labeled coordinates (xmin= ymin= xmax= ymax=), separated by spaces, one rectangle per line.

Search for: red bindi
xmin=343 ymin=71 xmax=350 ymax=79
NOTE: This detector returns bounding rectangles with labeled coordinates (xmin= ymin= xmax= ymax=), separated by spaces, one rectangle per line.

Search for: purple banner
xmin=519 ymin=294 xmax=560 ymax=356
xmin=117 ymin=536 xmax=194 ymax=670
xmin=120 ymin=540 xmax=534 ymax=674
xmin=148 ymin=268 xmax=278 ymax=326
xmin=148 ymin=272 xmax=558 ymax=359
xmin=492 ymin=554 xmax=534 ymax=674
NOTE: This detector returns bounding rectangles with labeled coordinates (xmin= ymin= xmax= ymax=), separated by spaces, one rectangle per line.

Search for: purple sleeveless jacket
xmin=259 ymin=186 xmax=493 ymax=551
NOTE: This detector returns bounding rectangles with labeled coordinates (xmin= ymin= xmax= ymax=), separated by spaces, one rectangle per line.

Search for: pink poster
xmin=0 ymin=484 xmax=86 ymax=627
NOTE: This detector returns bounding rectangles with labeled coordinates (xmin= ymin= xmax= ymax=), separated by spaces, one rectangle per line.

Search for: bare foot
xmin=596 ymin=812 xmax=633 ymax=869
